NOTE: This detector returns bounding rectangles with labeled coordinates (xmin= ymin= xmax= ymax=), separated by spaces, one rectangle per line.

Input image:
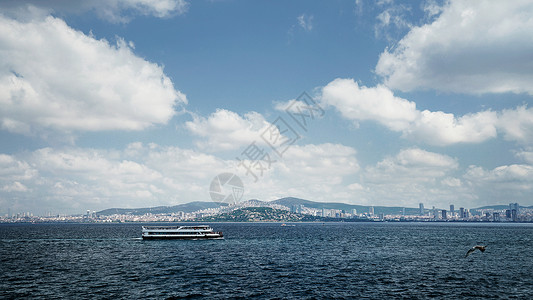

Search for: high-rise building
xmin=369 ymin=206 xmax=374 ymax=216
xmin=493 ymin=212 xmax=500 ymax=222
xmin=509 ymin=203 xmax=519 ymax=214
xmin=419 ymin=203 xmax=424 ymax=215
xmin=459 ymin=207 xmax=465 ymax=219
xmin=402 ymin=207 xmax=406 ymax=216
xmin=449 ymin=205 xmax=455 ymax=216
xmin=441 ymin=210 xmax=447 ymax=219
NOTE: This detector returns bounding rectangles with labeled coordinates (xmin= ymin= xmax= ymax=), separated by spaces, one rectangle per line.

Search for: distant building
xmin=509 ymin=203 xmax=519 ymax=214
xmin=369 ymin=206 xmax=374 ymax=216
xmin=505 ymin=209 xmax=512 ymax=219
xmin=449 ymin=205 xmax=455 ymax=216
xmin=460 ymin=207 xmax=465 ymax=219
xmin=493 ymin=212 xmax=500 ymax=222
xmin=419 ymin=203 xmax=424 ymax=215
xmin=351 ymin=208 xmax=357 ymax=216
xmin=441 ymin=210 xmax=447 ymax=219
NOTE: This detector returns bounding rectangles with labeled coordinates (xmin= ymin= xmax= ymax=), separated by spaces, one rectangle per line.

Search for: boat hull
xmin=142 ymin=235 xmax=223 ymax=240
xmin=141 ymin=225 xmax=223 ymax=240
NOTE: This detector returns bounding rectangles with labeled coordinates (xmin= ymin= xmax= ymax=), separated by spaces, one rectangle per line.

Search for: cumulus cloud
xmin=185 ymin=109 xmax=273 ymax=151
xmin=461 ymin=163 xmax=533 ymax=208
xmin=281 ymin=143 xmax=359 ymax=184
xmin=237 ymin=143 xmax=360 ymax=203
xmin=0 ymin=144 xmax=234 ymax=214
xmin=365 ymin=148 xmax=458 ymax=184
xmin=321 ymin=78 xmax=418 ymax=131
xmin=0 ymin=14 xmax=186 ymax=135
xmin=2 ymin=182 xmax=29 ymax=192
xmin=515 ymin=148 xmax=533 ymax=164
xmin=0 ymin=0 xmax=188 ymax=23
xmin=376 ymin=0 xmax=533 ymax=95
xmin=0 ymin=142 xmax=362 ymax=214
xmin=405 ymin=110 xmax=498 ymax=146
xmin=497 ymin=106 xmax=533 ymax=144
xmin=356 ymin=148 xmax=470 ymax=207
xmin=0 ymin=154 xmax=37 ymax=180
xmin=464 ymin=164 xmax=533 ymax=203
xmin=321 ymin=78 xmax=498 ymax=146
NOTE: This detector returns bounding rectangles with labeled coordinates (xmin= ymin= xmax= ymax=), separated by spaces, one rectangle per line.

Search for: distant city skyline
xmin=3 ymin=198 xmax=532 ymax=223
xmin=1 ymin=1 xmax=533 ymax=215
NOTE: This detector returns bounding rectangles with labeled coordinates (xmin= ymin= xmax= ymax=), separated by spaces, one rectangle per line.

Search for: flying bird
xmin=465 ymin=245 xmax=487 ymax=257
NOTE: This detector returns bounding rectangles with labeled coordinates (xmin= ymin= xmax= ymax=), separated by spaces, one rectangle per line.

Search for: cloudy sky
xmin=1 ymin=0 xmax=533 ymax=215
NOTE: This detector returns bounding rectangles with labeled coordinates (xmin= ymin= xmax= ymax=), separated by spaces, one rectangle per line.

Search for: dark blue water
xmin=1 ymin=222 xmax=532 ymax=299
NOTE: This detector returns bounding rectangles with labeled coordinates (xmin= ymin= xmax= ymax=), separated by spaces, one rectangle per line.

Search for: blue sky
xmin=1 ymin=0 xmax=533 ymax=215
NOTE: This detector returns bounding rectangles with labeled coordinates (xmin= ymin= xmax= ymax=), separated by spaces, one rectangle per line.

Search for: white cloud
xmin=0 ymin=0 xmax=188 ymax=23
xmin=405 ymin=110 xmax=498 ymax=146
xmin=2 ymin=181 xmax=29 ymax=192
xmin=376 ymin=0 xmax=533 ymax=95
xmin=0 ymin=154 xmax=37 ymax=180
xmin=497 ymin=106 xmax=533 ymax=144
xmin=464 ymin=164 xmax=533 ymax=195
xmin=365 ymin=148 xmax=458 ymax=184
xmin=1 ymin=142 xmax=532 ymax=214
xmin=515 ymin=148 xmax=533 ymax=164
xmin=374 ymin=1 xmax=412 ymax=41
xmin=297 ymin=14 xmax=314 ymax=31
xmin=354 ymin=0 xmax=363 ymax=16
xmin=422 ymin=0 xmax=444 ymax=19
xmin=274 ymin=99 xmax=307 ymax=113
xmin=321 ymin=78 xmax=418 ymax=132
xmin=0 ymin=142 xmax=361 ymax=214
xmin=357 ymin=148 xmax=469 ymax=207
xmin=185 ymin=109 xmax=272 ymax=151
xmin=0 ymin=144 xmax=235 ymax=214
xmin=321 ymin=78 xmax=498 ymax=146
xmin=441 ymin=177 xmax=462 ymax=187
xmin=237 ymin=143 xmax=360 ymax=203
xmin=0 ymin=14 xmax=186 ymax=135
xmin=281 ymin=143 xmax=359 ymax=184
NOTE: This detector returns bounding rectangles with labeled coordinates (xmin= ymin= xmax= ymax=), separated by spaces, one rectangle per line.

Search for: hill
xmin=97 ymin=201 xmax=226 ymax=216
xmin=199 ymin=207 xmax=320 ymax=222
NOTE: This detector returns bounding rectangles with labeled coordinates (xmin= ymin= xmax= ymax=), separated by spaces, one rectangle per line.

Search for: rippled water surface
xmin=1 ymin=222 xmax=532 ymax=299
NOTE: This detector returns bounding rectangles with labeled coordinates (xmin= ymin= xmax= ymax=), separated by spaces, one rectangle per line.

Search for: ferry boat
xmin=141 ymin=225 xmax=223 ymax=240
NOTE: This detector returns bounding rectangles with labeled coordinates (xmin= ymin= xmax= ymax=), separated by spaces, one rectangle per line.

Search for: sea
xmin=1 ymin=222 xmax=532 ymax=299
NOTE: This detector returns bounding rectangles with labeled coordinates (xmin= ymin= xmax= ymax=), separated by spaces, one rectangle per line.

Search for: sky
xmin=1 ymin=0 xmax=533 ymax=215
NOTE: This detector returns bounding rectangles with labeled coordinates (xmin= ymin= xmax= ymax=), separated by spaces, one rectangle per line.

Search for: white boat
xmin=141 ymin=225 xmax=223 ymax=240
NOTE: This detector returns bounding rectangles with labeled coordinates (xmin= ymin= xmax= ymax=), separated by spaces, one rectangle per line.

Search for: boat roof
xmin=142 ymin=225 xmax=211 ymax=229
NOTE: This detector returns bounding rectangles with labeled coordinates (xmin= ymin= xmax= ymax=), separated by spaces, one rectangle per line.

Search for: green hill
xmin=97 ymin=201 xmax=226 ymax=216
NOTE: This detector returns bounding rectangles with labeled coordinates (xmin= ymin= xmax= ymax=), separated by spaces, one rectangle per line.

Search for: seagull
xmin=465 ymin=245 xmax=487 ymax=257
